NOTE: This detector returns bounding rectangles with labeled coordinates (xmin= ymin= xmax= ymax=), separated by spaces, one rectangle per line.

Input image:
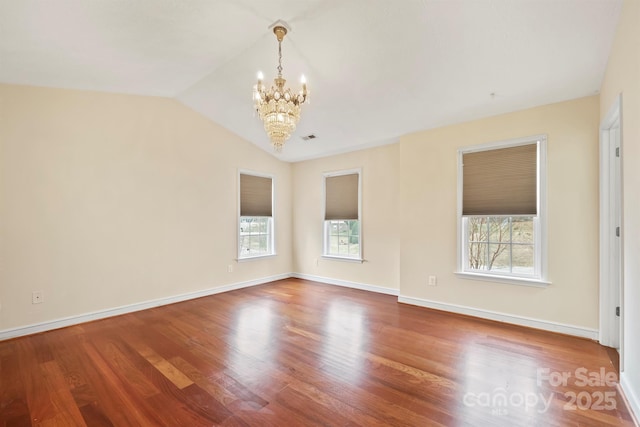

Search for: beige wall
xmin=2 ymin=86 xmax=597 ymax=331
xmin=292 ymin=144 xmax=400 ymax=291
xmin=600 ymin=0 xmax=640 ymax=415
xmin=399 ymin=96 xmax=600 ymax=328
xmin=291 ymin=96 xmax=601 ymax=330
xmin=0 ymin=84 xmax=292 ymax=331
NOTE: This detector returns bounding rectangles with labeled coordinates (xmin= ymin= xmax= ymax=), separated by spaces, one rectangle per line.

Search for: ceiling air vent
xmin=301 ymin=134 xmax=317 ymax=141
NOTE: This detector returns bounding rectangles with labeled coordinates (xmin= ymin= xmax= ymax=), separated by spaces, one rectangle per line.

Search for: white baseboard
xmin=0 ymin=273 xmax=291 ymax=341
xmin=291 ymin=273 xmax=399 ymax=296
xmin=0 ymin=274 xmax=597 ymax=342
xmin=621 ymin=373 xmax=640 ymax=426
xmin=398 ymin=295 xmax=598 ymax=340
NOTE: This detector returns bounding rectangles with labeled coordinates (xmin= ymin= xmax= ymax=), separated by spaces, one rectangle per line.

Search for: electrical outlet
xmin=32 ymin=291 xmax=44 ymax=304
xmin=227 ymin=264 xmax=233 ymax=273
xmin=428 ymin=275 xmax=437 ymax=286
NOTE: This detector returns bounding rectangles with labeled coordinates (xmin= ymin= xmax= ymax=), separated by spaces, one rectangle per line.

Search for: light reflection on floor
xmin=233 ymin=301 xmax=275 ymax=364
xmin=322 ymin=299 xmax=367 ymax=383
xmin=458 ymin=341 xmax=553 ymax=424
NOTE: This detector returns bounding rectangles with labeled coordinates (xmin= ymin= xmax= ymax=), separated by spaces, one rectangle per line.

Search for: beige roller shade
xmin=240 ymin=174 xmax=272 ymax=217
xmin=463 ymin=143 xmax=537 ymax=216
xmin=325 ymin=173 xmax=359 ymax=220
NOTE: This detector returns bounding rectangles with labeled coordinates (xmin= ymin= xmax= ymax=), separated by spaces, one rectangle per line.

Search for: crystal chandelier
xmin=253 ymin=24 xmax=309 ymax=152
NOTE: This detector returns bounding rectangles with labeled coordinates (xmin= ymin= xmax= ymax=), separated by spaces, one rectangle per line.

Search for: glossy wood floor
xmin=0 ymin=279 xmax=635 ymax=426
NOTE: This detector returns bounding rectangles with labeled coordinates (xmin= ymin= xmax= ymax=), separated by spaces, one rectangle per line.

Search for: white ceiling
xmin=0 ymin=0 xmax=622 ymax=162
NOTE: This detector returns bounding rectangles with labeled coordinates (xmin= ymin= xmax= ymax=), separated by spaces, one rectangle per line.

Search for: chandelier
xmin=253 ymin=24 xmax=309 ymax=152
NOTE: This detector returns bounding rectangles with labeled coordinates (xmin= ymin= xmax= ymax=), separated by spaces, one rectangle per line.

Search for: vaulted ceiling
xmin=0 ymin=0 xmax=622 ymax=162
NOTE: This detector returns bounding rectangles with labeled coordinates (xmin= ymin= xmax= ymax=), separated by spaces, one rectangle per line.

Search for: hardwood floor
xmin=0 ymin=278 xmax=635 ymax=426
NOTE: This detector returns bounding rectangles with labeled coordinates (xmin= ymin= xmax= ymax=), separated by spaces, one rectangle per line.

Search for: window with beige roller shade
xmin=462 ymin=143 xmax=537 ymax=216
xmin=325 ymin=173 xmax=359 ymax=220
xmin=240 ymin=174 xmax=272 ymax=217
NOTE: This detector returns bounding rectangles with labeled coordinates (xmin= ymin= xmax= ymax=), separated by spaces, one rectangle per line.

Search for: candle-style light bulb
xmin=257 ymin=71 xmax=264 ymax=82
xmin=300 ymin=74 xmax=308 ymax=98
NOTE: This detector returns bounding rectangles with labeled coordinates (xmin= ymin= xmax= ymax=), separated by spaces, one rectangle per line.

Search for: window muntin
xmin=323 ymin=170 xmax=362 ymax=260
xmin=239 ymin=216 xmax=273 ymax=257
xmin=239 ymin=172 xmax=274 ymax=259
xmin=464 ymin=216 xmax=536 ymax=277
xmin=458 ymin=136 xmax=546 ymax=282
xmin=325 ymin=219 xmax=360 ymax=258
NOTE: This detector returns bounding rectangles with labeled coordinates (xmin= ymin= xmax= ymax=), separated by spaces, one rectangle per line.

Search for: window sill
xmin=237 ymin=253 xmax=276 ymax=262
xmin=455 ymin=271 xmax=551 ymax=288
xmin=321 ymin=255 xmax=364 ymax=264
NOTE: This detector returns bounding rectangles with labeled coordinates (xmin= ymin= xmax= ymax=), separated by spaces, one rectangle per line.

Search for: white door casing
xmin=599 ymin=94 xmax=623 ymax=367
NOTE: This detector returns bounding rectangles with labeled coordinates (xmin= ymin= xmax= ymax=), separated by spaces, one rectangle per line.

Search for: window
xmin=466 ymin=216 xmax=535 ymax=275
xmin=326 ymin=219 xmax=360 ymax=257
xmin=323 ymin=170 xmax=362 ymax=261
xmin=239 ymin=172 xmax=274 ymax=259
xmin=458 ymin=136 xmax=547 ymax=284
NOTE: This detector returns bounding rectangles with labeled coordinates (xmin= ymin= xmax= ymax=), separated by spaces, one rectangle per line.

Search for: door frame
xmin=599 ymin=94 xmax=623 ymax=366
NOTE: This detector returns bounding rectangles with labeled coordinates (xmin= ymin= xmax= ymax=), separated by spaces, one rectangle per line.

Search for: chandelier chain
xmin=277 ymin=40 xmax=283 ymax=77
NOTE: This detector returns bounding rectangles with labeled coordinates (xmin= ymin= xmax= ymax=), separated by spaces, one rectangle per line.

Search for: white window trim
xmin=456 ymin=135 xmax=549 ymax=286
xmin=321 ymin=255 xmax=365 ymax=264
xmin=237 ymin=169 xmax=276 ymax=261
xmin=455 ymin=271 xmax=551 ymax=287
xmin=237 ymin=252 xmax=277 ymax=262
xmin=322 ymin=168 xmax=363 ymax=262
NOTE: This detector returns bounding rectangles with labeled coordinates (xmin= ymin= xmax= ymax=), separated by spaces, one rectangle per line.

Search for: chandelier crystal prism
xmin=253 ymin=24 xmax=309 ymax=152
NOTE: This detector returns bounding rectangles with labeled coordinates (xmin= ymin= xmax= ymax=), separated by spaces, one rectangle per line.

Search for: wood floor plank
xmin=169 ymin=356 xmax=239 ymax=407
xmin=49 ymin=334 xmax=131 ymax=427
xmin=0 ymin=341 xmax=31 ymax=426
xmin=90 ymin=337 xmax=161 ymax=399
xmin=81 ymin=341 xmax=164 ymax=426
xmin=0 ymin=278 xmax=636 ymax=426
xmin=15 ymin=338 xmax=57 ymax=424
xmin=38 ymin=360 xmax=87 ymax=426
xmin=134 ymin=343 xmax=194 ymax=389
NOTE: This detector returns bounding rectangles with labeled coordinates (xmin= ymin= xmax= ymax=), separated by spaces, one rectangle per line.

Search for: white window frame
xmin=322 ymin=168 xmax=363 ymax=263
xmin=237 ymin=170 xmax=275 ymax=261
xmin=456 ymin=135 xmax=550 ymax=287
